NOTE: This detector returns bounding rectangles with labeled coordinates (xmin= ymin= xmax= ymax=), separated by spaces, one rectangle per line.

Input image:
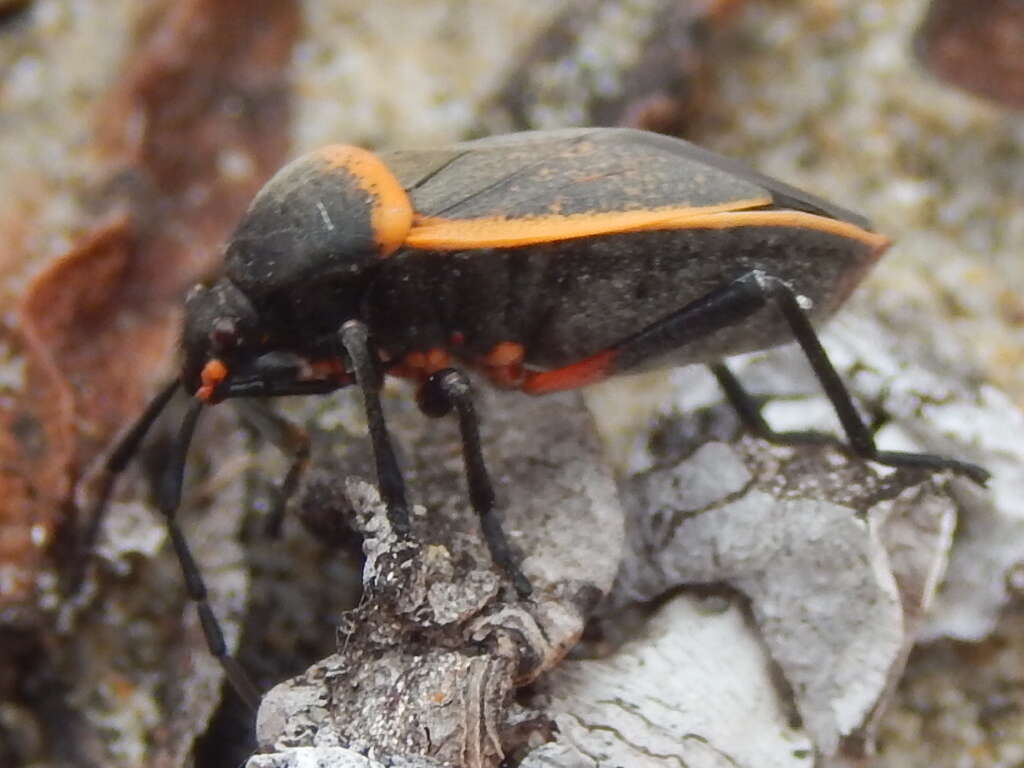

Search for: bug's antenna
xmin=158 ymin=398 xmax=261 ymax=710
xmin=65 ymin=379 xmax=180 ymax=595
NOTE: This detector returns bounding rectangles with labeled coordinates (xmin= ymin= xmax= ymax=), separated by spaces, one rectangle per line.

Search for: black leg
xmin=339 ymin=320 xmax=411 ymax=537
xmin=601 ymin=271 xmax=987 ymax=485
xmin=419 ymin=368 xmax=533 ymax=597
xmin=64 ymin=379 xmax=180 ymax=595
xmin=710 ymin=361 xmax=836 ymax=446
xmin=611 ymin=272 xmax=767 ymax=372
xmin=233 ymin=400 xmax=311 ymax=538
xmin=755 ymin=275 xmax=989 ymax=484
xmin=157 ymin=400 xmax=261 ymax=710
xmin=71 ymin=378 xmax=261 ymax=707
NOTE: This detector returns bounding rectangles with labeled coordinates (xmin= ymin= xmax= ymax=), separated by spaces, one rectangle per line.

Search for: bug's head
xmin=181 ymin=279 xmax=264 ymax=403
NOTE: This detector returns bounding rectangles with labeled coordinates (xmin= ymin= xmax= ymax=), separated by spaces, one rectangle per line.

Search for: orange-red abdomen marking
xmin=390 ymin=347 xmax=452 ymax=382
xmin=521 ymin=349 xmax=618 ymax=395
xmin=478 ymin=342 xmax=526 ymax=388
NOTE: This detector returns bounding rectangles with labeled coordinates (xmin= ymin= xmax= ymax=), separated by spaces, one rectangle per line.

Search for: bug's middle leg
xmin=418 ymin=368 xmax=533 ymax=597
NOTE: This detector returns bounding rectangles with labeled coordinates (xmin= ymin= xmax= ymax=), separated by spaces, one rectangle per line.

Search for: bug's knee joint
xmin=418 ymin=367 xmax=471 ymax=418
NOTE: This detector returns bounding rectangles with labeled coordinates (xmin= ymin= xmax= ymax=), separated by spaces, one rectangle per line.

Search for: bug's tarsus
xmin=420 ymin=368 xmax=533 ymax=598
xmin=340 ymin=319 xmax=412 ymax=537
xmin=157 ymin=399 xmax=261 ymax=710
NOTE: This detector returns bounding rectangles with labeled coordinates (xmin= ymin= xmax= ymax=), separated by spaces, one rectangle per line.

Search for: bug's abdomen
xmin=520 ymin=225 xmax=879 ymax=370
xmin=366 ymin=224 xmax=879 ymax=374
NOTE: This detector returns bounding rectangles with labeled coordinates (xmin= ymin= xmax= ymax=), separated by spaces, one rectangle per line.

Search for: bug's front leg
xmin=156 ymin=400 xmax=262 ymax=709
xmin=64 ymin=378 xmax=181 ymax=596
xmin=339 ymin=320 xmax=412 ymax=537
xmin=232 ymin=399 xmax=312 ymax=538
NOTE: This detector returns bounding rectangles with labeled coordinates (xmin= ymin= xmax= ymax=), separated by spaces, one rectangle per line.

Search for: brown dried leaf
xmin=0 ymin=0 xmax=298 ymax=618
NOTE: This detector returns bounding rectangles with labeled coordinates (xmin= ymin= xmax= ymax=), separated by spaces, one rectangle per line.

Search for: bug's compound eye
xmin=210 ymin=317 xmax=240 ymax=353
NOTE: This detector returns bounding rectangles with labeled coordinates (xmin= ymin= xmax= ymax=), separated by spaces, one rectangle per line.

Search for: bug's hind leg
xmin=419 ymin=368 xmax=533 ymax=598
xmin=158 ymin=400 xmax=261 ymax=709
xmin=710 ymin=361 xmax=840 ymax=447
xmin=524 ymin=270 xmax=987 ymax=485
xmin=753 ymin=274 xmax=988 ymax=484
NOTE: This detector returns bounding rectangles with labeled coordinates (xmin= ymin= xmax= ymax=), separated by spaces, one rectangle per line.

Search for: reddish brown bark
xmin=0 ymin=0 xmax=300 ymax=611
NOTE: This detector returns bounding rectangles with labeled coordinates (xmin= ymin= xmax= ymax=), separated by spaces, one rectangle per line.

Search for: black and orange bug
xmin=80 ymin=127 xmax=988 ymax=709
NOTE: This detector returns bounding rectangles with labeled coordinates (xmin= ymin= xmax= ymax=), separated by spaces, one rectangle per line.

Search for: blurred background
xmin=0 ymin=1 xmax=1021 ymax=766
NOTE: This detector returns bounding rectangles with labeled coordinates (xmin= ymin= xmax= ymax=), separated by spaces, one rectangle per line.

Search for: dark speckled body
xmin=210 ymin=128 xmax=883 ymax=381
xmin=366 ymin=225 xmax=867 ymax=372
xmin=373 ymin=129 xmax=879 ymax=373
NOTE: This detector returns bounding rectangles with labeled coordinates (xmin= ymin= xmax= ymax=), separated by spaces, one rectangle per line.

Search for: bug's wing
xmin=383 ymin=128 xmax=763 ymax=220
xmin=631 ymin=132 xmax=872 ymax=228
xmin=381 ymin=128 xmax=869 ymax=228
xmin=382 ymin=129 xmax=878 ymax=251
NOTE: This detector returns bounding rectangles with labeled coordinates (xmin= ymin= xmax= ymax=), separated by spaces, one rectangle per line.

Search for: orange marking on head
xmin=315 ymin=145 xmax=413 ymax=257
xmin=197 ymin=358 xmax=228 ymax=402
xmin=404 ymin=198 xmax=772 ymax=250
xmin=521 ymin=350 xmax=618 ymax=395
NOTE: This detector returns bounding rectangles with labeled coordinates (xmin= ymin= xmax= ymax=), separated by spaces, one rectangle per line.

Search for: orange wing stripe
xmin=405 ymin=203 xmax=889 ymax=255
xmin=404 ymin=198 xmax=772 ymax=249
xmin=668 ymin=210 xmax=890 ymax=253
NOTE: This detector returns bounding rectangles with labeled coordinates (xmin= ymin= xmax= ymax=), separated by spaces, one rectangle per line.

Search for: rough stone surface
xmin=254 ymin=384 xmax=622 ymax=768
